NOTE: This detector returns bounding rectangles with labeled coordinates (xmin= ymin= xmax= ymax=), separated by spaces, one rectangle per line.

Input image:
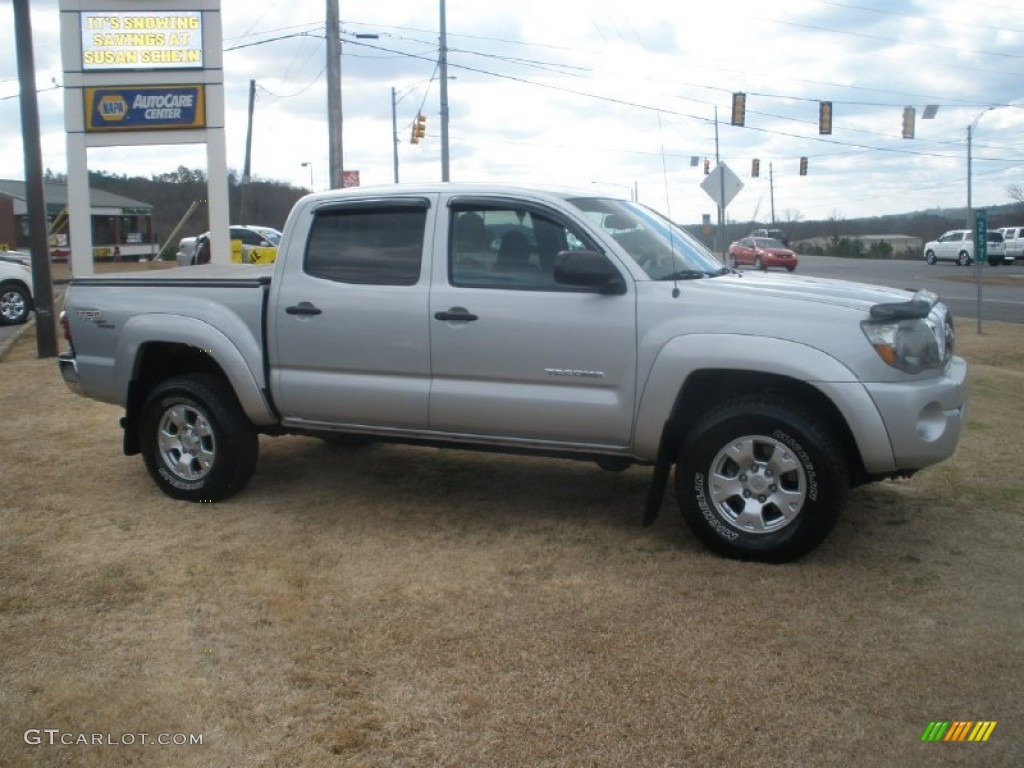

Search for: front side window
xmin=449 ymin=204 xmax=594 ymax=291
xmin=305 ymin=205 xmax=426 ymax=285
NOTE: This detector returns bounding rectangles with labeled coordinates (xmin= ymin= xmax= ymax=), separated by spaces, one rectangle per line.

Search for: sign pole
xmin=974 ymin=208 xmax=987 ymax=335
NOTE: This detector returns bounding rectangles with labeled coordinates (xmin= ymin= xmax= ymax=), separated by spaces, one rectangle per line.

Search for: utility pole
xmin=769 ymin=162 xmax=776 ymax=224
xmin=239 ymin=79 xmax=255 ymax=224
xmin=439 ymin=0 xmax=450 ymax=181
xmin=13 ymin=0 xmax=57 ymax=357
xmin=326 ymin=0 xmax=343 ymax=188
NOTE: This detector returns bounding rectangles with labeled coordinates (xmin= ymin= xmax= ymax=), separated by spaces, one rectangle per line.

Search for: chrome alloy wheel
xmin=0 ymin=288 xmax=27 ymax=323
xmin=157 ymin=404 xmax=216 ymax=481
xmin=707 ymin=434 xmax=807 ymax=534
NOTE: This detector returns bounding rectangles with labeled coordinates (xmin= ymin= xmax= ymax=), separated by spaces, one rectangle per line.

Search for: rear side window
xmin=305 ymin=206 xmax=426 ymax=285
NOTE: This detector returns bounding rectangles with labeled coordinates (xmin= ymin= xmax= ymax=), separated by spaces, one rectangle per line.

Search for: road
xmin=791 ymin=254 xmax=1024 ymax=324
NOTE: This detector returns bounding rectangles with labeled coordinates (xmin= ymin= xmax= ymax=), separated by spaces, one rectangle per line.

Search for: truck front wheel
xmin=139 ymin=374 xmax=258 ymax=502
xmin=674 ymin=396 xmax=848 ymax=562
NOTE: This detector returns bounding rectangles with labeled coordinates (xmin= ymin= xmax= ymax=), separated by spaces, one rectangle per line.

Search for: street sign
xmin=700 ymin=162 xmax=743 ymax=209
xmin=974 ymin=209 xmax=988 ymax=264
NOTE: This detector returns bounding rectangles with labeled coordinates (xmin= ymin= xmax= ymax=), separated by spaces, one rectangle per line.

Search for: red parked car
xmin=728 ymin=236 xmax=798 ymax=272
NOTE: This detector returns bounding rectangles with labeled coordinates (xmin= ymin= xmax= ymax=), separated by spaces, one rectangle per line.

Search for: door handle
xmin=434 ymin=307 xmax=478 ymax=322
xmin=285 ymin=301 xmax=323 ymax=316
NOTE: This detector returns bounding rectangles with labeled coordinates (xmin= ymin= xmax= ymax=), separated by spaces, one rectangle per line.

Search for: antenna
xmin=657 ymin=111 xmax=681 ymax=298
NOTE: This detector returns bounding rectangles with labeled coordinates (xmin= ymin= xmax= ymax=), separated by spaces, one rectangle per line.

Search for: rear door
xmin=270 ymin=196 xmax=435 ymax=429
xmin=428 ymin=196 xmax=637 ymax=447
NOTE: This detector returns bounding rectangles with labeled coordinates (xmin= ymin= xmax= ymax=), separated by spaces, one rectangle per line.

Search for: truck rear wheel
xmin=139 ymin=374 xmax=258 ymax=502
xmin=674 ymin=396 xmax=848 ymax=562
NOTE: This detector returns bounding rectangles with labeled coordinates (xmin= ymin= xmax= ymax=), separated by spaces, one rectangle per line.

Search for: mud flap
xmin=643 ymin=453 xmax=672 ymax=526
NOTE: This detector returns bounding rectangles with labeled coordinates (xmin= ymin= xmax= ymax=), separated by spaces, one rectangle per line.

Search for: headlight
xmin=862 ymin=297 xmax=953 ymax=374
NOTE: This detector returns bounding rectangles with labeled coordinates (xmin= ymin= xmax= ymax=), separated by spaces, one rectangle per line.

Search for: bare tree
xmin=1008 ymin=183 xmax=1024 ymax=203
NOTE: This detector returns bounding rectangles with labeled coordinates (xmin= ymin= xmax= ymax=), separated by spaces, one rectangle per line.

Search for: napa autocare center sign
xmin=60 ymin=0 xmax=230 ymax=275
xmin=85 ymin=85 xmax=206 ymax=130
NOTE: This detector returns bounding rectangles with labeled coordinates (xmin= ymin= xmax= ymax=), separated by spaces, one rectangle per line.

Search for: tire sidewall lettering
xmin=692 ymin=471 xmax=740 ymax=541
xmin=770 ymin=428 xmax=818 ymax=502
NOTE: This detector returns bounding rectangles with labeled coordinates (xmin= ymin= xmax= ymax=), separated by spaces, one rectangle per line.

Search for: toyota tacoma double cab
xmin=58 ymin=184 xmax=968 ymax=561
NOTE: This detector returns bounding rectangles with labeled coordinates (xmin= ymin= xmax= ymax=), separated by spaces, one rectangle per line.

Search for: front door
xmin=429 ymin=198 xmax=637 ymax=448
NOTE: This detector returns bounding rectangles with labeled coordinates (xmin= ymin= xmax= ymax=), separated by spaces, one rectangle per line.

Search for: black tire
xmin=674 ymin=396 xmax=848 ymax=562
xmin=958 ymin=251 xmax=972 ymax=267
xmin=0 ymin=282 xmax=31 ymax=326
xmin=924 ymin=250 xmax=937 ymax=265
xmin=139 ymin=374 xmax=258 ymax=502
xmin=987 ymin=257 xmax=1001 ymax=267
xmin=754 ymin=256 xmax=765 ymax=271
xmin=785 ymin=265 xmax=796 ymax=273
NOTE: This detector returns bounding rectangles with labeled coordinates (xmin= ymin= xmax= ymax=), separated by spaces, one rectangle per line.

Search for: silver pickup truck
xmin=58 ymin=184 xmax=968 ymax=561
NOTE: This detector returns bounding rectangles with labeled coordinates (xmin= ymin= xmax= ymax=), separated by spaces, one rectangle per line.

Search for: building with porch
xmin=0 ymin=179 xmax=156 ymax=261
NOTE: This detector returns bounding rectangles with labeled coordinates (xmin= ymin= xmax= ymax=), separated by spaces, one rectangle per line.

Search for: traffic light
xmin=731 ymin=92 xmax=746 ymax=126
xmin=799 ymin=156 xmax=808 ymax=176
xmin=818 ymin=101 xmax=832 ymax=135
xmin=902 ymin=107 xmax=915 ymax=139
xmin=410 ymin=113 xmax=427 ymax=144
xmin=703 ymin=158 xmax=710 ymax=175
xmin=752 ymin=158 xmax=760 ymax=178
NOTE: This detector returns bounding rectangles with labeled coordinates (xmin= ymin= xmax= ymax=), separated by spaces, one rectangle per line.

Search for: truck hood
xmin=709 ymin=271 xmax=918 ymax=313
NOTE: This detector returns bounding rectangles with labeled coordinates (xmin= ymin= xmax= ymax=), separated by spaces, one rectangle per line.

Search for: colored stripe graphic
xmin=944 ymin=721 xmax=973 ymax=741
xmin=922 ymin=720 xmax=997 ymax=742
xmin=968 ymin=722 xmax=997 ymax=742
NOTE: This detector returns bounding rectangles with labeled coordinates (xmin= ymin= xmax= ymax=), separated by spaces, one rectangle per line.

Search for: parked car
xmin=176 ymin=225 xmax=282 ymax=266
xmin=924 ymin=229 xmax=1009 ymax=266
xmin=0 ymin=258 xmax=33 ymax=325
xmin=728 ymin=236 xmax=798 ymax=272
xmin=750 ymin=228 xmax=789 ymax=246
xmin=985 ymin=230 xmax=1011 ymax=265
xmin=996 ymin=226 xmax=1023 ymax=262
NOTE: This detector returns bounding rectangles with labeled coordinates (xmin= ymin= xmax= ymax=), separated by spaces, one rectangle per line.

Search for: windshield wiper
xmin=658 ymin=269 xmax=712 ymax=281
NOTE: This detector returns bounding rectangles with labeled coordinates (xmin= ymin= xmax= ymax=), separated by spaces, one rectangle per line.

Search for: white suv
xmin=923 ymin=229 xmax=1008 ymax=266
xmin=997 ymin=227 xmax=1023 ymax=263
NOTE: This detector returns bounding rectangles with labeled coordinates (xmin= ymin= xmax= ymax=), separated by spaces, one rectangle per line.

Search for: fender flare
xmin=633 ymin=333 xmax=894 ymax=472
xmin=115 ymin=314 xmax=275 ymax=426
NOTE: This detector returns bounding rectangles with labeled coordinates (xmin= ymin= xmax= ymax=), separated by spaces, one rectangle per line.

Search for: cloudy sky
xmin=1 ymin=0 xmax=1022 ymax=224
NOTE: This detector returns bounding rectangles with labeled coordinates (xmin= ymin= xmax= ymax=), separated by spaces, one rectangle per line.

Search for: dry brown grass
xmin=1 ymin=321 xmax=1022 ymax=767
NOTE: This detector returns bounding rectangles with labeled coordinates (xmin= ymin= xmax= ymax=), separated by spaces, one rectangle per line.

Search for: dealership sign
xmin=81 ymin=11 xmax=203 ymax=70
xmin=85 ymin=85 xmax=206 ymax=131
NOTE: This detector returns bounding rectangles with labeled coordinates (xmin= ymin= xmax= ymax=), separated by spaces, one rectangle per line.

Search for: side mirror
xmin=554 ymin=250 xmax=626 ymax=295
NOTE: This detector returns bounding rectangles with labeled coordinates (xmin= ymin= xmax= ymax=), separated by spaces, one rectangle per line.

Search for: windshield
xmin=754 ymin=238 xmax=786 ymax=249
xmin=566 ymin=197 xmax=724 ymax=279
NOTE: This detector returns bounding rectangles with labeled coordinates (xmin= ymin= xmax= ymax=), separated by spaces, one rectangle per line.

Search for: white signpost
xmin=700 ymin=162 xmax=743 ymax=209
xmin=60 ymin=0 xmax=230 ymax=274
xmin=700 ymin=162 xmax=743 ymax=257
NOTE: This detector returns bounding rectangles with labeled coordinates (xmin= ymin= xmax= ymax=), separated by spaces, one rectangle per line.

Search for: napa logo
xmin=920 ymin=720 xmax=996 ymax=742
xmin=97 ymin=94 xmax=128 ymax=121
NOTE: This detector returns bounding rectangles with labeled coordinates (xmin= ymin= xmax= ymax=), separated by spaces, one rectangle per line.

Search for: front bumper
xmin=865 ymin=356 xmax=969 ymax=471
xmin=58 ymin=353 xmax=85 ymax=396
